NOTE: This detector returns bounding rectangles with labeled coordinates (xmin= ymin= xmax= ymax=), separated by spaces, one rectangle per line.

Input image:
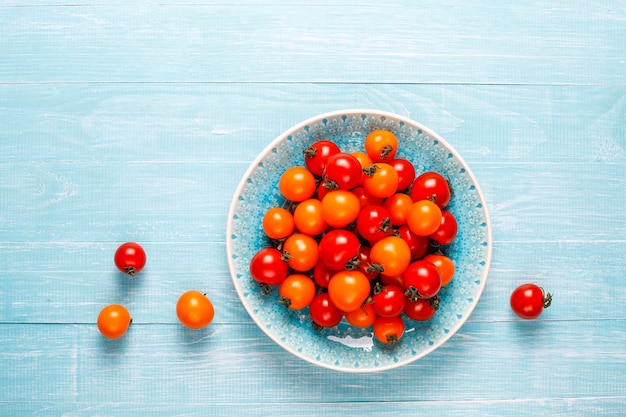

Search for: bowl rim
xmin=226 ymin=109 xmax=493 ymax=372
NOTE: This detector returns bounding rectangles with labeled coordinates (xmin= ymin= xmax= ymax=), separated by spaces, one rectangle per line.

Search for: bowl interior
xmin=227 ymin=110 xmax=491 ymax=372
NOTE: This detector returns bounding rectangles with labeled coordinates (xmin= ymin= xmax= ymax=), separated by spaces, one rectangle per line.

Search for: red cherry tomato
xmin=313 ymin=260 xmax=334 ymax=288
xmin=309 ymin=292 xmax=344 ymax=328
xmin=356 ymin=245 xmax=380 ymax=281
xmin=114 ymin=242 xmax=146 ymax=276
xmin=383 ymin=193 xmax=413 ymax=226
xmin=249 ymin=247 xmax=289 ymax=286
xmin=404 ymin=296 xmax=439 ymax=321
xmin=389 ymin=158 xmax=416 ymax=191
xmin=410 ymin=171 xmax=451 ymax=209
xmin=395 ymin=225 xmax=429 ymax=261
xmin=318 ymin=229 xmax=361 ymax=271
xmin=302 ymin=140 xmax=341 ymax=177
xmin=430 ymin=210 xmax=458 ymax=245
xmin=510 ymin=284 xmax=552 ymax=319
xmin=373 ymin=316 xmax=405 ymax=345
xmin=403 ymin=260 xmax=442 ymax=301
xmin=423 ymin=253 xmax=455 ymax=286
xmin=323 ymin=152 xmax=363 ymax=190
xmin=355 ymin=205 xmax=392 ymax=243
xmin=371 ymin=283 xmax=406 ymax=318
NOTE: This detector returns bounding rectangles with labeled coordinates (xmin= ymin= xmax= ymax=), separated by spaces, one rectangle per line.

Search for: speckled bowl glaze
xmin=226 ymin=110 xmax=492 ymax=372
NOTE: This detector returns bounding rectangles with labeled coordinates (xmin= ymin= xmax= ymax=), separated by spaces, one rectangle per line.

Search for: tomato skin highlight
xmin=510 ymin=284 xmax=552 ymax=319
xmin=176 ymin=291 xmax=215 ymax=330
xmin=97 ymin=304 xmax=131 ymax=339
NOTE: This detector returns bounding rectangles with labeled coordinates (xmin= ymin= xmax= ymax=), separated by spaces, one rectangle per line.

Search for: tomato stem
xmin=378 ymin=217 xmax=391 ymax=233
xmin=124 ymin=266 xmax=136 ymax=276
xmin=259 ymin=283 xmax=272 ymax=295
xmin=278 ymin=296 xmax=292 ymax=308
xmin=543 ymin=291 xmax=553 ymax=309
xmin=302 ymin=146 xmax=318 ymax=159
xmin=344 ymin=256 xmax=361 ymax=271
xmin=386 ymin=334 xmax=399 ymax=345
xmin=373 ymin=282 xmax=384 ymax=295
xmin=322 ymin=180 xmax=339 ymax=190
xmin=404 ymin=286 xmax=422 ymax=302
xmin=362 ymin=165 xmax=378 ymax=177
xmin=380 ymin=145 xmax=393 ymax=160
xmin=366 ymin=263 xmax=385 ymax=274
xmin=429 ymin=295 xmax=441 ymax=311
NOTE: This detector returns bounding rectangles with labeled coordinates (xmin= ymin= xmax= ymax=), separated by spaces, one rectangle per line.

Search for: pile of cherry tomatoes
xmin=249 ymin=130 xmax=459 ymax=345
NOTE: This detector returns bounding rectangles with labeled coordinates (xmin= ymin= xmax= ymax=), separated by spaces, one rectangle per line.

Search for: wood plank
xmin=1 ymin=2 xmax=625 ymax=84
xmin=1 ymin=321 xmax=625 ymax=404
xmin=3 ymin=397 xmax=626 ymax=417
xmin=1 ymin=83 xmax=625 ymax=165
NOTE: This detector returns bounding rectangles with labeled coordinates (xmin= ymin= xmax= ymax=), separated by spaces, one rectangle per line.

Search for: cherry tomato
xmin=321 ymin=190 xmax=361 ymax=228
xmin=278 ymin=274 xmax=316 ymax=310
xmin=406 ymin=200 xmax=442 ymax=236
xmin=328 ymin=270 xmax=371 ymax=312
xmin=380 ymin=274 xmax=404 ymax=288
xmin=373 ymin=316 xmax=405 ymax=345
xmin=356 ymin=205 xmax=392 ymax=243
xmin=345 ymin=303 xmax=377 ymax=328
xmin=383 ymin=193 xmax=413 ymax=226
xmin=262 ymin=207 xmax=295 ymax=240
xmin=114 ymin=242 xmax=146 ymax=276
xmin=362 ymin=163 xmax=399 ymax=199
xmin=364 ymin=130 xmax=398 ymax=162
xmin=318 ymin=229 xmax=361 ymax=270
xmin=316 ymin=179 xmax=334 ymax=201
xmin=356 ymin=245 xmax=380 ymax=281
xmin=430 ymin=210 xmax=458 ymax=245
xmin=293 ymin=198 xmax=327 ymax=236
xmin=351 ymin=186 xmax=384 ymax=209
xmin=369 ymin=236 xmax=411 ymax=277
xmin=279 ymin=166 xmax=317 ymax=202
xmin=389 ymin=158 xmax=416 ymax=191
xmin=282 ymin=233 xmax=319 ymax=272
xmin=302 ymin=140 xmax=341 ymax=177
xmin=404 ymin=296 xmax=439 ymax=321
xmin=371 ymin=283 xmax=406 ymax=318
xmin=323 ymin=152 xmax=363 ymax=190
xmin=309 ymin=292 xmax=344 ymax=328
xmin=395 ymin=225 xmax=430 ymax=261
xmin=249 ymin=247 xmax=288 ymax=286
xmin=313 ymin=260 xmax=334 ymax=288
xmin=176 ymin=290 xmax=215 ymax=330
xmin=410 ymin=171 xmax=451 ymax=209
xmin=510 ymin=284 xmax=552 ymax=319
xmin=97 ymin=304 xmax=131 ymax=339
xmin=403 ymin=260 xmax=442 ymax=301
xmin=423 ymin=253 xmax=455 ymax=286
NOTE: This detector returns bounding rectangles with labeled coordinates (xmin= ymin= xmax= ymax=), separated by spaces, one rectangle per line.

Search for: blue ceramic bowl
xmin=227 ymin=110 xmax=492 ymax=372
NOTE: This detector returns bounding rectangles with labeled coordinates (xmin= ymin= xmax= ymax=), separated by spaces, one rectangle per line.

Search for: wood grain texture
xmin=1 ymin=1 xmax=626 ymax=415
xmin=1 ymin=1 xmax=626 ymax=84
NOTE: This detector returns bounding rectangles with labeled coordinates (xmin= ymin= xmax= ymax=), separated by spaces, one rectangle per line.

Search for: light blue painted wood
xmin=1 ymin=2 xmax=626 ymax=84
xmin=1 ymin=1 xmax=626 ymax=415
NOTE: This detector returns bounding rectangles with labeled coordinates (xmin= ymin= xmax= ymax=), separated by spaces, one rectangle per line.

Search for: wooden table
xmin=2 ymin=1 xmax=625 ymax=415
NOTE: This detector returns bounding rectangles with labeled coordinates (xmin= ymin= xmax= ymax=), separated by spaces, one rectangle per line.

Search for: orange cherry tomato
xmin=369 ymin=236 xmax=411 ymax=277
xmin=278 ymin=274 xmax=317 ymax=310
xmin=424 ymin=253 xmax=455 ymax=286
xmin=279 ymin=166 xmax=316 ymax=202
xmin=373 ymin=316 xmax=405 ymax=345
xmin=352 ymin=151 xmax=373 ymax=184
xmin=345 ymin=303 xmax=377 ymax=328
xmin=364 ymin=130 xmax=398 ymax=162
xmin=293 ymin=198 xmax=327 ymax=236
xmin=321 ymin=190 xmax=361 ymax=228
xmin=282 ymin=233 xmax=319 ymax=272
xmin=328 ymin=270 xmax=371 ymax=312
xmin=97 ymin=304 xmax=131 ymax=339
xmin=362 ymin=163 xmax=399 ymax=199
xmin=383 ymin=193 xmax=413 ymax=226
xmin=176 ymin=291 xmax=215 ymax=330
xmin=406 ymin=200 xmax=442 ymax=236
xmin=262 ymin=207 xmax=295 ymax=240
